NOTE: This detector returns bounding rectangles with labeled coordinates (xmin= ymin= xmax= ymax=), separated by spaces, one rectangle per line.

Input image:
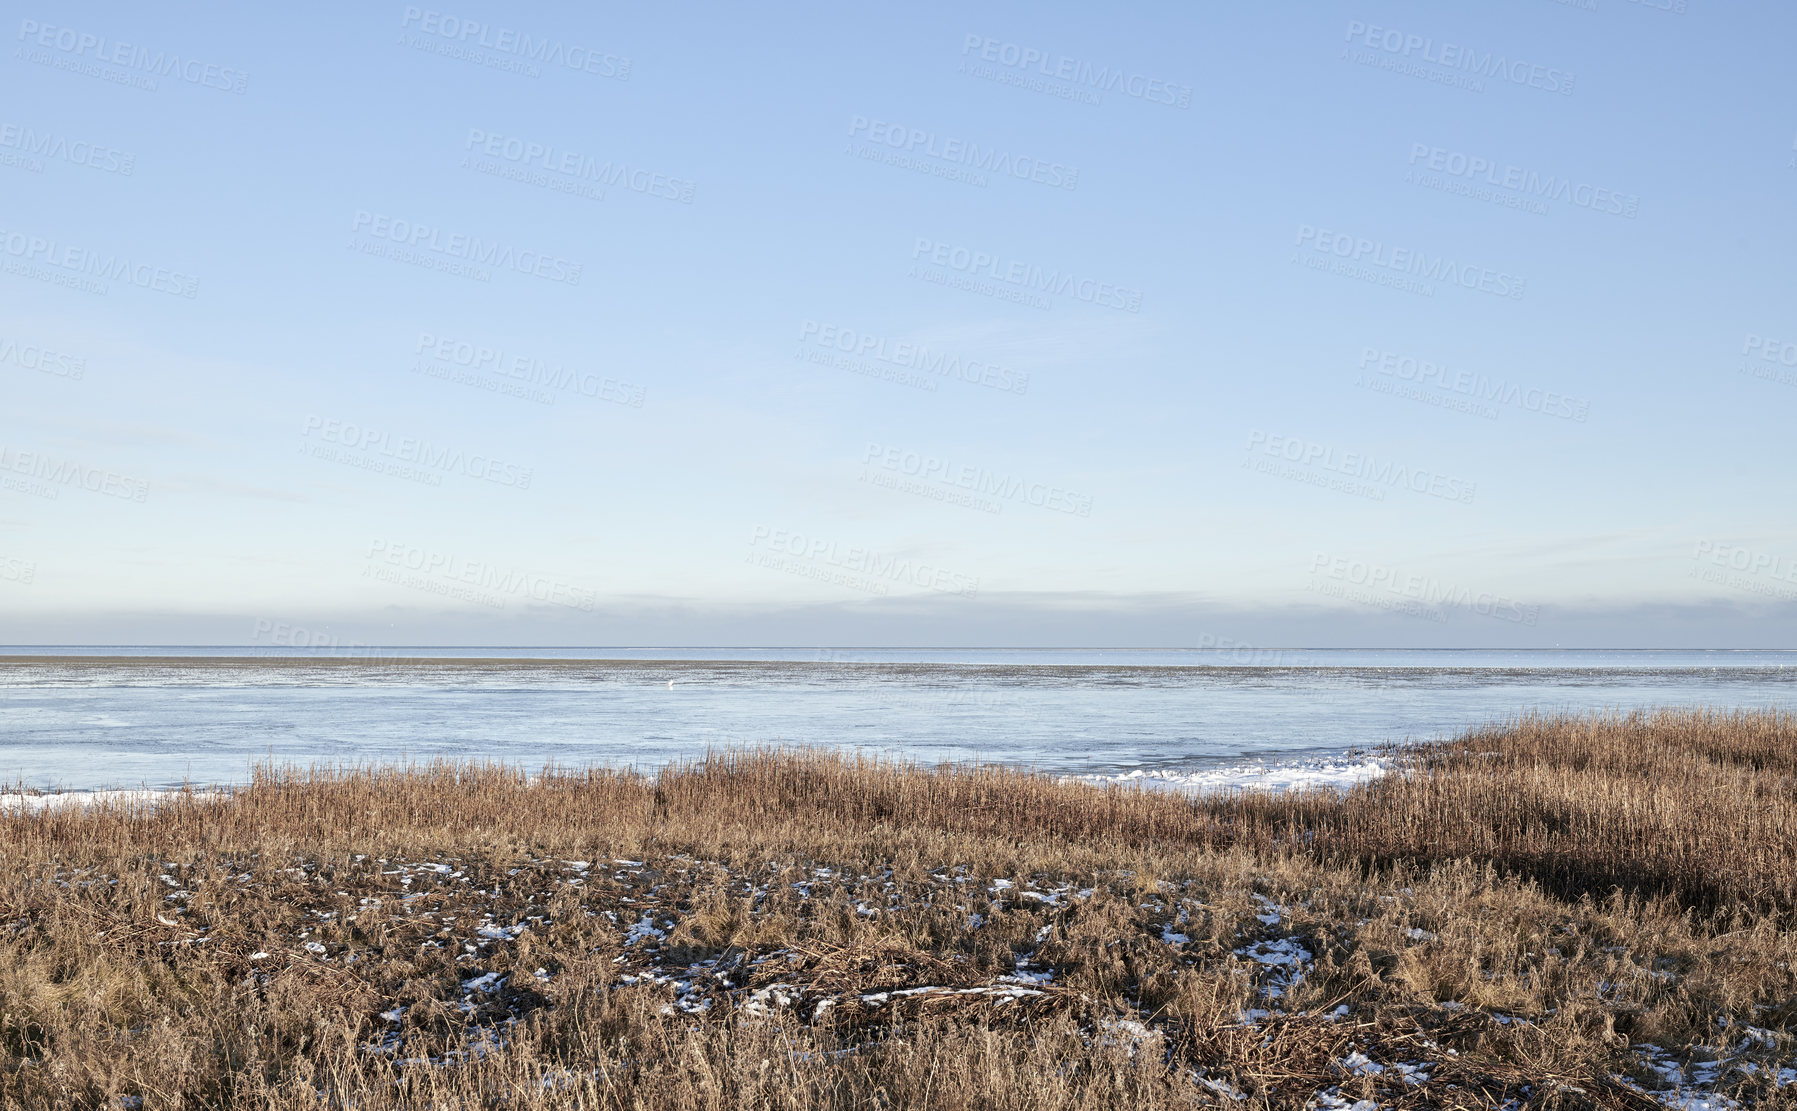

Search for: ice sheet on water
xmin=13 ymin=650 xmax=1797 ymax=793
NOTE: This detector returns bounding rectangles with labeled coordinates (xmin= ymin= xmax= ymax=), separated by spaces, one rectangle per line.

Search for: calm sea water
xmin=2 ymin=648 xmax=1794 ymax=791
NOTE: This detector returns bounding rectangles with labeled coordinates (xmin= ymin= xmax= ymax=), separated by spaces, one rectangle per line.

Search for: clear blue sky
xmin=4 ymin=0 xmax=1795 ymax=647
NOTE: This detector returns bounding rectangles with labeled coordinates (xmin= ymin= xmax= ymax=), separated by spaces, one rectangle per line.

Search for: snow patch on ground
xmin=624 ymin=915 xmax=666 ymax=946
xmin=0 ymin=789 xmax=224 ymax=812
xmin=1619 ymin=1040 xmax=1797 ymax=1111
xmin=1071 ymin=756 xmax=1389 ymax=795
xmin=1235 ymin=937 xmax=1312 ymax=968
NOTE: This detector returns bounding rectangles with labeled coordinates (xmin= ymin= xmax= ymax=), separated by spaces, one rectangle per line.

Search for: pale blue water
xmin=1 ymin=648 xmax=1794 ymax=791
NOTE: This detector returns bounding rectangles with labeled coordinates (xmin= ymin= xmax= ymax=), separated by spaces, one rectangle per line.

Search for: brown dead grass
xmin=0 ymin=709 xmax=1793 ymax=1109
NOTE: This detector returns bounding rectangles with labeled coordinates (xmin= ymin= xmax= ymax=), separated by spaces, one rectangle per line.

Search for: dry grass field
xmin=1 ymin=708 xmax=1794 ymax=1109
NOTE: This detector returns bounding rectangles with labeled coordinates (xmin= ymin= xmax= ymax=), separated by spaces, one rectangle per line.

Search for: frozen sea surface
xmin=1 ymin=648 xmax=1793 ymax=792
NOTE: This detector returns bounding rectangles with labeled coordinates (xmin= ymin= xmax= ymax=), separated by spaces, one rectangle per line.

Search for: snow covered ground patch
xmin=1070 ymin=754 xmax=1390 ymax=794
xmin=0 ymin=788 xmax=225 ymax=812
